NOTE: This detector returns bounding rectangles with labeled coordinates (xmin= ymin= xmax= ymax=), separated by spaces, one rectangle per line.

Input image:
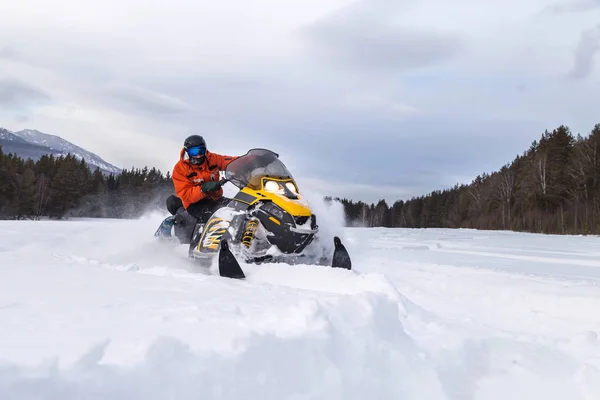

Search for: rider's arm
xmin=213 ymin=153 xmax=239 ymax=170
xmin=172 ymin=164 xmax=206 ymax=207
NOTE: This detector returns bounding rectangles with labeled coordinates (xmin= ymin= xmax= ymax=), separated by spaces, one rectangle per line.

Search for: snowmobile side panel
xmin=253 ymin=203 xmax=316 ymax=254
xmin=229 ymin=199 xmax=251 ymax=212
xmin=232 ymin=190 xmax=258 ymax=205
xmin=194 ymin=207 xmax=239 ymax=254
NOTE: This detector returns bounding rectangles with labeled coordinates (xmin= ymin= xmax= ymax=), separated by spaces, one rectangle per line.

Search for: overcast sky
xmin=1 ymin=0 xmax=599 ymax=204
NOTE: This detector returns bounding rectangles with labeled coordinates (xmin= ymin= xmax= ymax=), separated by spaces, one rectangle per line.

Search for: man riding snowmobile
xmin=155 ymin=142 xmax=352 ymax=279
xmin=155 ymin=134 xmax=239 ymax=243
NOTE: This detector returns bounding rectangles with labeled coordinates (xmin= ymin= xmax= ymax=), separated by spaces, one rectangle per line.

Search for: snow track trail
xmin=2 ymin=217 xmax=600 ymax=399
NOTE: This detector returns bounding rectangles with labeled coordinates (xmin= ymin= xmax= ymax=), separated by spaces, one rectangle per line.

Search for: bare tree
xmin=491 ymin=166 xmax=515 ymax=229
xmin=35 ymin=174 xmax=50 ymax=220
xmin=534 ymin=151 xmax=548 ymax=196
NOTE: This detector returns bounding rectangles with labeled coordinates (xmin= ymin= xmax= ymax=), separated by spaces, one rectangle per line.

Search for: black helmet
xmin=184 ymin=135 xmax=206 ymax=149
xmin=183 ymin=135 xmax=207 ymax=165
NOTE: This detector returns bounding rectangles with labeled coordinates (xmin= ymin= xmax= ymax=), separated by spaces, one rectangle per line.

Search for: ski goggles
xmin=186 ymin=145 xmax=206 ymax=157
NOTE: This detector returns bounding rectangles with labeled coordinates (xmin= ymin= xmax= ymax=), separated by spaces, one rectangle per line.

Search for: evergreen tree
xmin=0 ymin=149 xmax=175 ymax=220
xmin=334 ymin=122 xmax=600 ymax=235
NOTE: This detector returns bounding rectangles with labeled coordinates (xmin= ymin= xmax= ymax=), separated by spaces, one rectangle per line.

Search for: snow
xmin=2 ymin=211 xmax=600 ymax=398
xmin=0 ymin=128 xmax=27 ymax=142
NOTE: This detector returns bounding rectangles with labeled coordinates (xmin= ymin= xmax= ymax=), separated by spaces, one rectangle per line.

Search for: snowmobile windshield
xmin=225 ymin=149 xmax=294 ymax=190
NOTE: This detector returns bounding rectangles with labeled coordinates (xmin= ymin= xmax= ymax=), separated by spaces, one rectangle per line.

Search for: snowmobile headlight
xmin=264 ymin=180 xmax=280 ymax=193
xmin=285 ymin=182 xmax=298 ymax=194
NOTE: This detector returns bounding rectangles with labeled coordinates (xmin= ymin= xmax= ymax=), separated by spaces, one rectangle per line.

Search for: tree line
xmin=0 ymin=147 xmax=173 ymax=219
xmin=3 ymin=122 xmax=600 ymax=235
xmin=332 ymin=123 xmax=600 ymax=235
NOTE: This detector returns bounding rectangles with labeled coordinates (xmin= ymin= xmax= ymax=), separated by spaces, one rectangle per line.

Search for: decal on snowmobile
xmin=199 ymin=217 xmax=230 ymax=252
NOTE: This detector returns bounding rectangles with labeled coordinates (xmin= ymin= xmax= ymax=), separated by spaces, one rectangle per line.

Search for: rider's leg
xmin=186 ymin=198 xmax=221 ymax=224
xmin=166 ymin=195 xmax=183 ymax=215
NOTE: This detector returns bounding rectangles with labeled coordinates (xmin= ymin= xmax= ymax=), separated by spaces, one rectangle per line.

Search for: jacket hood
xmin=179 ymin=148 xmax=189 ymax=162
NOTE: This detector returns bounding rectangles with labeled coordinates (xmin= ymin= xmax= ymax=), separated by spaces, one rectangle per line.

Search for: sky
xmin=1 ymin=0 xmax=599 ymax=204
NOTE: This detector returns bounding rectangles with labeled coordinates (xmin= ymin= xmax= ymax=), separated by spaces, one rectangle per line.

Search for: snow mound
xmin=3 ymin=218 xmax=600 ymax=399
xmin=0 ymin=294 xmax=446 ymax=400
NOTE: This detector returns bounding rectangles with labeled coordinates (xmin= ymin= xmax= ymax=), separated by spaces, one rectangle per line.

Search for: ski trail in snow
xmin=434 ymin=247 xmax=600 ymax=268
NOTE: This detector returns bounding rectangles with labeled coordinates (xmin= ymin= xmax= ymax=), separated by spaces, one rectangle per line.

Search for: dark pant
xmin=166 ymin=195 xmax=231 ymax=243
xmin=167 ymin=195 xmax=230 ymax=222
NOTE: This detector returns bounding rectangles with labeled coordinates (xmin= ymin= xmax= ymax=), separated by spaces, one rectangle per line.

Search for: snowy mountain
xmin=1 ymin=211 xmax=599 ymax=399
xmin=0 ymin=127 xmax=121 ymax=175
xmin=0 ymin=128 xmax=28 ymax=143
xmin=0 ymin=127 xmax=70 ymax=163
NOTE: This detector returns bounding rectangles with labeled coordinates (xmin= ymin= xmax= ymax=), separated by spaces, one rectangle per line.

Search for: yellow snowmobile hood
xmin=236 ymin=177 xmax=312 ymax=217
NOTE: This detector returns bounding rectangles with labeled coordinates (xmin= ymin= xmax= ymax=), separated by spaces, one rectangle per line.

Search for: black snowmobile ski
xmin=219 ymin=240 xmax=246 ymax=279
xmin=218 ymin=236 xmax=351 ymax=278
xmin=332 ymin=236 xmax=352 ymax=270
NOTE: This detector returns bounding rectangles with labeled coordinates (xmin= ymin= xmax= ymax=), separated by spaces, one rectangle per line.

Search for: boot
xmin=155 ymin=215 xmax=176 ymax=238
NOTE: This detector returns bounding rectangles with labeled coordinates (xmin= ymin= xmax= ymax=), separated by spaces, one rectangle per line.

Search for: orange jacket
xmin=172 ymin=148 xmax=238 ymax=209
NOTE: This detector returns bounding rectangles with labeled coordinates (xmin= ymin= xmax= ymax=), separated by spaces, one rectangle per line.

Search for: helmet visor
xmin=186 ymin=145 xmax=206 ymax=157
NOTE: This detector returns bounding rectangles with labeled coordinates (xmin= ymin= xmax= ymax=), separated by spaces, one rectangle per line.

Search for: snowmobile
xmin=173 ymin=148 xmax=351 ymax=279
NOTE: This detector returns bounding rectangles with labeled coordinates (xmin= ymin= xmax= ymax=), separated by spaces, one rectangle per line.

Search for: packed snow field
xmin=2 ymin=203 xmax=600 ymax=399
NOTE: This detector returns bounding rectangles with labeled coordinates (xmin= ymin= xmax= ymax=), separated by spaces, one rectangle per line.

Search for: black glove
xmin=201 ymin=181 xmax=220 ymax=194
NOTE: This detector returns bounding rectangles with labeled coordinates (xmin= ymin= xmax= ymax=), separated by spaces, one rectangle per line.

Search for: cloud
xmin=0 ymin=46 xmax=19 ymax=60
xmin=106 ymin=84 xmax=192 ymax=116
xmin=546 ymin=0 xmax=600 ymax=13
xmin=268 ymin=114 xmax=542 ymax=201
xmin=1 ymin=0 xmax=599 ymax=203
xmin=302 ymin=0 xmax=463 ymax=72
xmin=0 ymin=78 xmax=51 ymax=107
xmin=568 ymin=25 xmax=600 ymax=80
